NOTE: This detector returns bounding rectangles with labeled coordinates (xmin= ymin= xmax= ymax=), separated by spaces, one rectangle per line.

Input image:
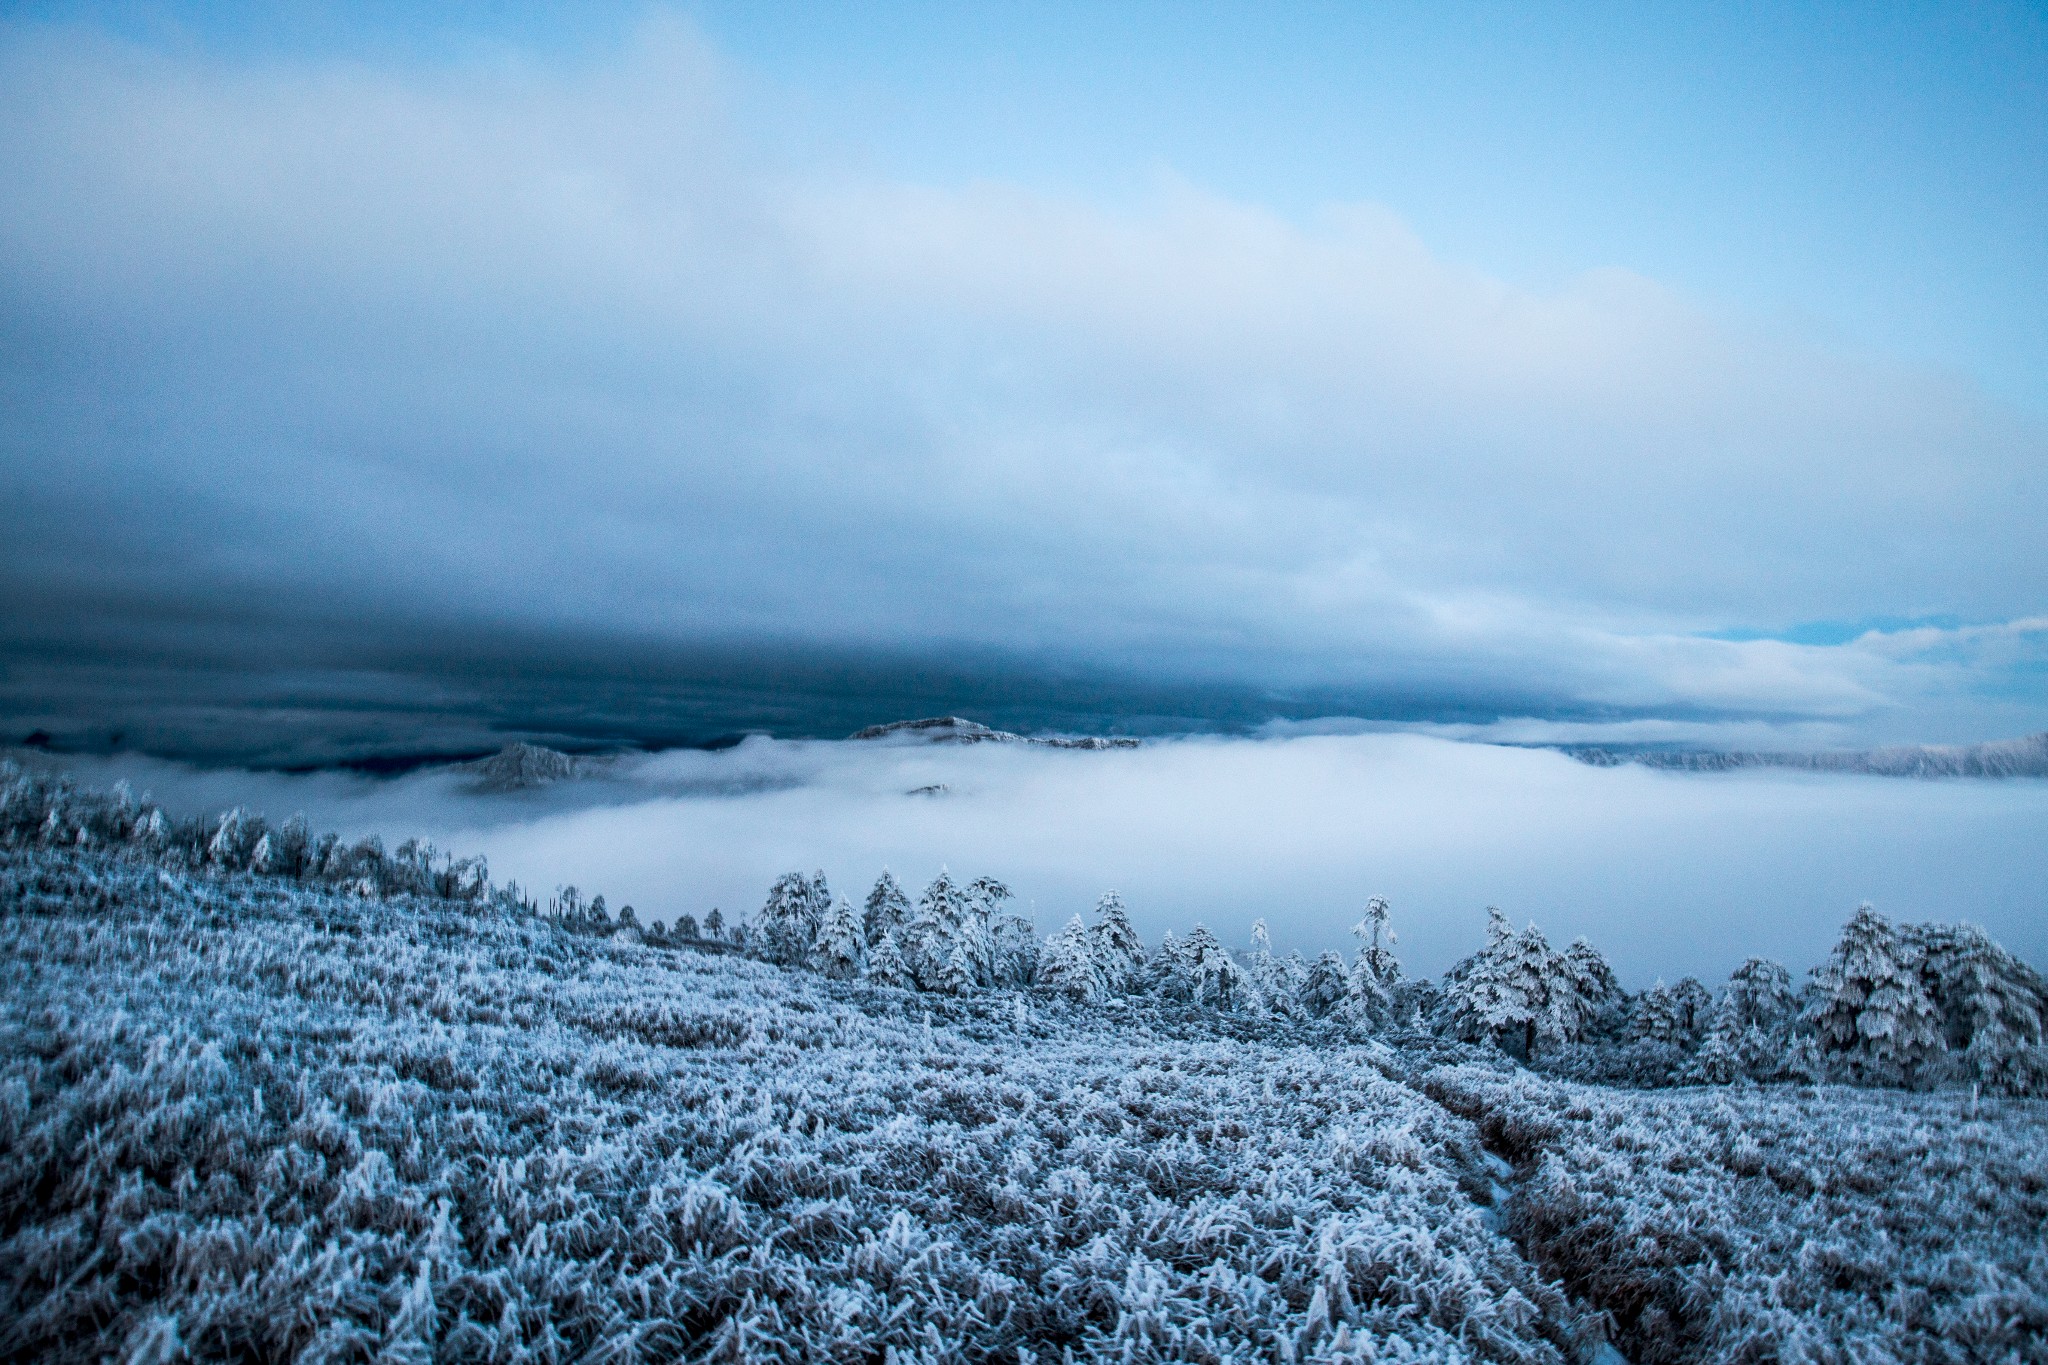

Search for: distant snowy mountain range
xmin=1564 ymin=730 xmax=2048 ymax=778
xmin=848 ymin=715 xmax=1141 ymax=749
xmin=452 ymin=718 xmax=1141 ymax=791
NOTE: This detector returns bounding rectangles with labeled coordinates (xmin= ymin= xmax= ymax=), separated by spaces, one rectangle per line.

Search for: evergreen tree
xmin=1301 ymin=951 xmax=1350 ymax=1017
xmin=993 ymin=914 xmax=1041 ymax=987
xmin=676 ymin=913 xmax=700 ymax=941
xmin=814 ymin=895 xmax=866 ymax=979
xmin=1803 ymin=904 xmax=1947 ymax=1088
xmin=1348 ymin=896 xmax=1401 ymax=1024
xmin=1630 ymin=981 xmax=1689 ymax=1046
xmin=757 ymin=873 xmax=820 ymax=966
xmin=963 ymin=876 xmax=1012 ymax=987
xmin=1038 ymin=915 xmax=1105 ymax=1002
xmin=1089 ymin=892 xmax=1145 ymax=992
xmin=1669 ymin=978 xmax=1713 ymax=1041
xmin=864 ymin=870 xmax=913 ymax=946
xmin=864 ymin=930 xmax=914 ymax=989
xmin=909 ymin=870 xmax=975 ymax=994
xmin=1908 ymin=922 xmax=2048 ymax=1095
xmin=704 ymin=907 xmax=725 ymax=940
xmin=1563 ymin=938 xmax=1625 ymax=1037
xmin=1181 ymin=924 xmax=1257 ymax=1011
xmin=1147 ymin=930 xmax=1190 ymax=999
xmin=1247 ymin=919 xmax=1285 ymax=1012
xmin=1686 ymin=957 xmax=1799 ymax=1084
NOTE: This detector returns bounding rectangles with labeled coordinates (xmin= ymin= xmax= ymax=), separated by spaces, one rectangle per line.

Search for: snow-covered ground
xmin=6 ymin=843 xmax=2046 ymax=1363
xmin=25 ymin=730 xmax=2048 ymax=982
xmin=3 ymin=754 xmax=2046 ymax=1363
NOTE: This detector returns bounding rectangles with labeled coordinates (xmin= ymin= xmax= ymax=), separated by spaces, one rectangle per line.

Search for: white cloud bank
xmin=46 ymin=733 xmax=2048 ymax=986
xmin=0 ymin=16 xmax=2043 ymax=738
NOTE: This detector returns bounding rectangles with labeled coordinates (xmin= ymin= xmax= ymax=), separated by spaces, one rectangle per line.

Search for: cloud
xmin=0 ymin=14 xmax=2042 ymax=737
xmin=33 ymin=731 xmax=2048 ymax=985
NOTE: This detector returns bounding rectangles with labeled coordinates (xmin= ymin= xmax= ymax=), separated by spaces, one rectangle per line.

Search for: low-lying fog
xmin=35 ymin=733 xmax=2048 ymax=986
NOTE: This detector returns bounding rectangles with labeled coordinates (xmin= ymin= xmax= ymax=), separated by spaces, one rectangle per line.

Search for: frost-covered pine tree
xmin=963 ymin=876 xmax=1012 ymax=987
xmin=676 ymin=913 xmax=700 ymax=940
xmin=1146 ymin=929 xmax=1189 ymax=999
xmin=1300 ymin=951 xmax=1350 ymax=1017
xmin=1038 ymin=915 xmax=1105 ymax=1002
xmin=1686 ymin=957 xmax=1798 ymax=1084
xmin=757 ymin=873 xmax=821 ymax=966
xmin=1347 ymin=896 xmax=1401 ymax=1025
xmin=1444 ymin=915 xmax=1582 ymax=1060
xmin=1803 ymin=904 xmax=1947 ymax=1088
xmin=993 ymin=913 xmax=1041 ymax=987
xmin=909 ymin=870 xmax=975 ymax=994
xmin=864 ymin=870 xmax=912 ymax=947
xmin=704 ymin=907 xmax=725 ymax=941
xmin=1182 ymin=924 xmax=1258 ymax=1011
xmin=1089 ymin=892 xmax=1145 ymax=992
xmin=813 ymin=895 xmax=865 ymax=979
xmin=1562 ymin=938 xmax=1624 ymax=1037
xmin=864 ymin=930 xmax=914 ymax=989
xmin=207 ymin=807 xmax=263 ymax=869
xmin=1247 ymin=919 xmax=1286 ymax=1012
xmin=1630 ymin=980 xmax=1688 ymax=1046
xmin=1908 ymin=922 xmax=2048 ymax=1095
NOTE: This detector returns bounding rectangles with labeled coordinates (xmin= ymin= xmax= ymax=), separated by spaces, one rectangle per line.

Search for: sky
xmin=1 ymin=1 xmax=2045 ymax=755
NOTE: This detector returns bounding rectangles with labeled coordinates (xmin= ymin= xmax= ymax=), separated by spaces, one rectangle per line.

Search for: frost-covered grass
xmin=4 ymin=843 xmax=2045 ymax=1363
xmin=1423 ymin=1067 xmax=2048 ymax=1364
xmin=0 ymin=846 xmax=1586 ymax=1363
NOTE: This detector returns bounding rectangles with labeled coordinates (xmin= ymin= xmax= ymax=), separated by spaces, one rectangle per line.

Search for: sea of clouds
xmin=39 ymin=731 xmax=2047 ymax=986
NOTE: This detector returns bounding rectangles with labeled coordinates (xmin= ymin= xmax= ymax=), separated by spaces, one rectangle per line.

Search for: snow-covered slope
xmin=4 ymin=843 xmax=2046 ymax=1363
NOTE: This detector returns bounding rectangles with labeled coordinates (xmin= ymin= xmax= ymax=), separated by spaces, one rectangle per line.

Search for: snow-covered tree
xmin=864 ymin=870 xmax=913 ymax=946
xmin=757 ymin=872 xmax=825 ymax=966
xmin=1562 ymin=938 xmax=1625 ymax=1037
xmin=1908 ymin=922 xmax=2048 ymax=1095
xmin=1089 ymin=891 xmax=1144 ymax=992
xmin=1348 ymin=896 xmax=1401 ymax=1025
xmin=1686 ymin=957 xmax=1799 ymax=1084
xmin=908 ymin=870 xmax=975 ymax=994
xmin=1803 ymin=905 xmax=1947 ymax=1088
xmin=1038 ymin=915 xmax=1105 ymax=1002
xmin=813 ymin=895 xmax=866 ymax=979
xmin=1443 ymin=915 xmax=1586 ymax=1060
xmin=963 ymin=876 xmax=1012 ymax=987
xmin=207 ymin=807 xmax=263 ymax=869
xmin=1246 ymin=919 xmax=1286 ymax=1011
xmin=703 ymin=907 xmax=725 ymax=941
xmin=1146 ymin=929 xmax=1191 ymax=999
xmin=676 ymin=913 xmax=700 ymax=940
xmin=1300 ymin=951 xmax=1350 ymax=1017
xmin=1182 ymin=924 xmax=1258 ymax=1012
xmin=864 ymin=930 xmax=914 ymax=988
xmin=993 ymin=913 xmax=1041 ymax=987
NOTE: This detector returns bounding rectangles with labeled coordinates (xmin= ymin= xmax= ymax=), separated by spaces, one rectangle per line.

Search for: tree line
xmin=6 ymin=758 xmax=2042 ymax=1096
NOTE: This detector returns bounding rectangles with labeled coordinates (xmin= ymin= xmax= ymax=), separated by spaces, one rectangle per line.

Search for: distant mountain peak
xmin=462 ymin=742 xmax=591 ymax=791
xmin=848 ymin=717 xmax=1139 ymax=750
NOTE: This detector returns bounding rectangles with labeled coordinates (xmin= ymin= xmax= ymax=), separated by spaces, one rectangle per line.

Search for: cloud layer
xmin=37 ymin=731 xmax=2048 ymax=985
xmin=1 ymin=16 xmax=2043 ymax=740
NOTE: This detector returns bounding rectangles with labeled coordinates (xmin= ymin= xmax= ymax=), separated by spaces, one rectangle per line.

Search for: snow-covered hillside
xmin=3 ymin=764 xmax=2046 ymax=1362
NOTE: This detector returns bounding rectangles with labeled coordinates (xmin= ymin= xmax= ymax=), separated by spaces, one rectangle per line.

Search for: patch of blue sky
xmin=1705 ymin=616 xmax=1969 ymax=647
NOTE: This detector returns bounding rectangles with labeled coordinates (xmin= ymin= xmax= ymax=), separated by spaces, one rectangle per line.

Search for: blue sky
xmin=0 ymin=1 xmax=2043 ymax=747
